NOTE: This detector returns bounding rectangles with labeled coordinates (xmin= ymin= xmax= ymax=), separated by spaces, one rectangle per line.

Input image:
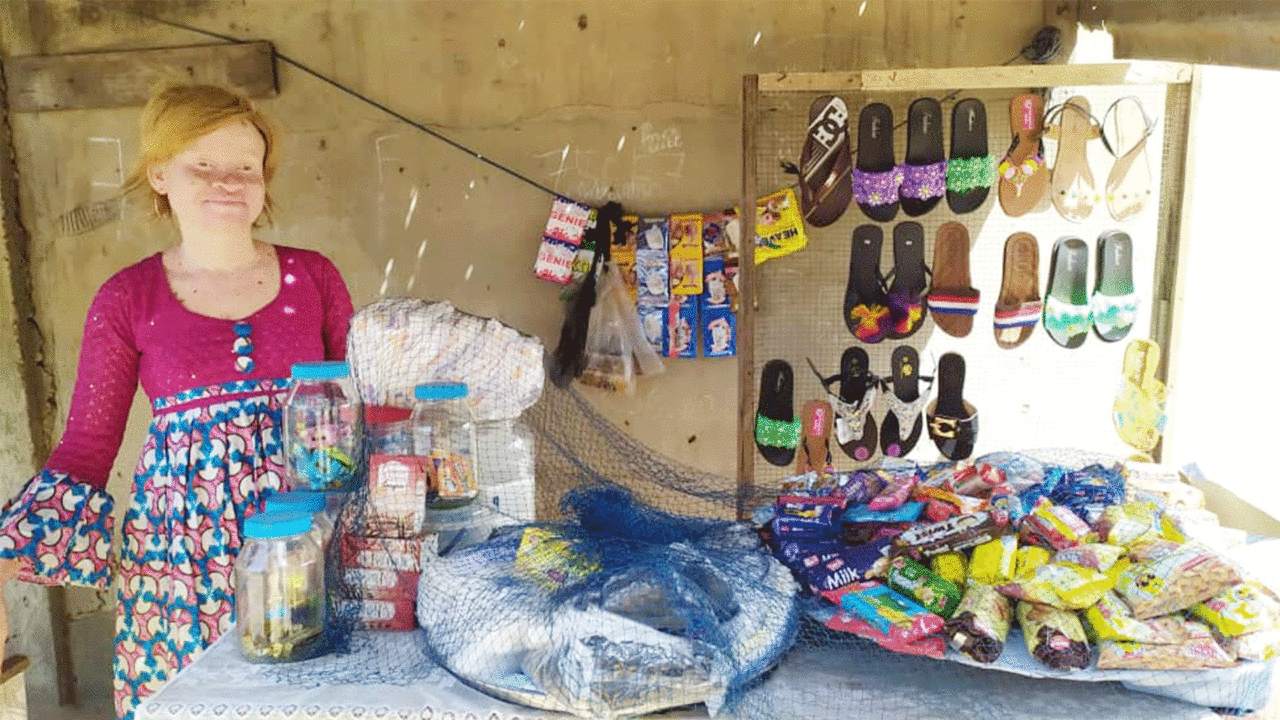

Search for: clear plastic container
xmin=235 ymin=510 xmax=326 ymax=663
xmin=284 ymin=361 xmax=360 ymax=491
xmin=411 ymin=382 xmax=478 ymax=509
xmin=265 ymin=491 xmax=333 ymax=549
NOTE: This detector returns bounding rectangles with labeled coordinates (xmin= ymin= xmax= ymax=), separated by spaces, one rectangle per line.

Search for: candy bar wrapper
xmin=754 ymin=188 xmax=808 ymax=264
xmin=1083 ymin=590 xmax=1188 ymax=645
xmin=843 ymin=501 xmax=925 ymax=525
xmin=666 ymin=296 xmax=697 ymax=358
xmin=1097 ymin=619 xmax=1235 ymax=670
xmin=1052 ymin=543 xmax=1123 ymax=572
xmin=969 ymin=535 xmax=1019 ymax=585
xmin=1017 ymin=601 xmax=1090 ymax=670
xmin=886 ymin=555 xmax=963 ymax=618
xmin=913 ymin=485 xmax=984 ymax=514
xmin=772 ymin=496 xmax=844 ymax=540
xmin=895 ymin=511 xmax=1004 ymax=557
xmin=986 ymin=485 xmax=1025 ymax=526
xmin=701 ymin=304 xmax=736 ymax=358
xmin=701 ymin=209 xmax=740 ymax=261
xmin=636 ymin=304 xmax=668 ymax=356
xmin=997 ymin=561 xmax=1114 ymax=610
xmin=636 ymin=252 xmax=670 ymax=305
xmin=973 ymin=451 xmax=1047 ymax=491
xmin=1190 ymin=580 xmax=1280 ymax=637
xmin=1047 ymin=464 xmax=1125 ymax=527
xmin=930 ymin=551 xmax=968 ymax=590
xmin=1019 ymin=496 xmax=1094 ymax=550
xmin=943 ymin=582 xmax=1011 ymax=663
xmin=534 ymin=197 xmax=592 ymax=284
xmin=534 ymin=236 xmax=578 ymax=285
xmin=668 ymin=213 xmax=704 ymax=295
xmin=1115 ymin=541 xmax=1242 ymax=620
xmin=613 ymin=214 xmax=640 ymax=300
xmin=802 ymin=538 xmax=894 ymax=594
xmin=825 ymin=611 xmax=947 ymax=659
xmin=831 ymin=469 xmax=891 ymax=505
xmin=827 ymin=580 xmax=944 ymax=644
xmin=869 ymin=474 xmax=918 ymax=511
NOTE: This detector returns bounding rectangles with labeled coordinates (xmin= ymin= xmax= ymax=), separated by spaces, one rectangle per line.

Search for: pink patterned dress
xmin=0 ymin=245 xmax=353 ymax=719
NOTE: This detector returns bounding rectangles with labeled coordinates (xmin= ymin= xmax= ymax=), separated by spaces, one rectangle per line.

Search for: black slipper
xmin=946 ymin=98 xmax=993 ymax=214
xmin=885 ymin=221 xmax=931 ymax=340
xmin=810 ymin=348 xmax=879 ymax=462
xmin=852 ymin=103 xmax=902 ymax=223
xmin=927 ymin=352 xmax=978 ymax=460
xmin=796 ymin=95 xmax=854 ymax=227
xmin=900 ymin=98 xmax=946 ymax=217
xmin=1043 ymin=237 xmax=1091 ymax=349
xmin=843 ymin=225 xmax=891 ymax=343
xmin=881 ymin=346 xmax=932 ymax=458
xmin=755 ymin=359 xmax=799 ymax=466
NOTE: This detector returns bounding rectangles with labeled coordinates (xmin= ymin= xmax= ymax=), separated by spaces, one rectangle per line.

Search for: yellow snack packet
xmin=1190 ymin=580 xmax=1280 ymax=637
xmin=754 ymin=188 xmax=808 ymax=264
xmin=931 ymin=551 xmax=968 ymax=589
xmin=1015 ymin=545 xmax=1051 ymax=578
xmin=970 ymin=536 xmax=1018 ymax=585
xmin=514 ymin=527 xmax=601 ymax=590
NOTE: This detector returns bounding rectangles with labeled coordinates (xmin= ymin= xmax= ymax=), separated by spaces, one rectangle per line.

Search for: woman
xmin=0 ymin=84 xmax=353 ymax=718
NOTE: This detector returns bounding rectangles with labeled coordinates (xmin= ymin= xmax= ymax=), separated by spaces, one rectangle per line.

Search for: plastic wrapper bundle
xmin=346 ymin=297 xmax=544 ymax=421
xmin=415 ymin=486 xmax=799 ymax=719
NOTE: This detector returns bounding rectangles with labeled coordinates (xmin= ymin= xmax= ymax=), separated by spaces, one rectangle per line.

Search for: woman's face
xmin=149 ymin=120 xmax=267 ymax=232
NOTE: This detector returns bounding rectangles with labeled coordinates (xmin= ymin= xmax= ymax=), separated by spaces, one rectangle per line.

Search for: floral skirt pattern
xmin=0 ymin=378 xmax=290 ymax=720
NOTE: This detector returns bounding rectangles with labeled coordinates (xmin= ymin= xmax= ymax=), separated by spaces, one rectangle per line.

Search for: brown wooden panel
xmin=759 ymin=61 xmax=1193 ymax=93
xmin=3 ymin=41 xmax=277 ymax=113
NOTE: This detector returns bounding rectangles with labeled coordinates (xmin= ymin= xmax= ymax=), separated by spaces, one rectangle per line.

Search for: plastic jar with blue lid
xmin=284 ymin=361 xmax=360 ymax=491
xmin=235 ymin=510 xmax=326 ymax=663
xmin=265 ymin=491 xmax=335 ymax=549
xmin=412 ymin=382 xmax=478 ymax=509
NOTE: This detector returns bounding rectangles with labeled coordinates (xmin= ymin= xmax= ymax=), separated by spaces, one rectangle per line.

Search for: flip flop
xmin=852 ymin=103 xmax=904 ymax=222
xmin=795 ymin=95 xmax=854 ymax=227
xmin=756 ymin=359 xmax=800 ymax=466
xmin=947 ymin=98 xmax=994 ymax=214
xmin=885 ymin=221 xmax=931 ymax=340
xmin=1092 ymin=230 xmax=1138 ymax=342
xmin=881 ymin=345 xmax=933 ymax=458
xmin=993 ymin=232 xmax=1042 ymax=349
xmin=1043 ymin=237 xmax=1092 ymax=348
xmin=796 ymin=399 xmax=835 ymax=474
xmin=844 ymin=225 xmax=892 ymax=343
xmin=926 ymin=221 xmax=980 ymax=338
xmin=927 ymin=352 xmax=977 ymax=461
xmin=1045 ymin=96 xmax=1102 ymax=223
xmin=1113 ymin=338 xmax=1166 ymax=453
xmin=1101 ymin=96 xmax=1157 ymax=221
xmin=900 ymin=97 xmax=946 ymax=217
xmin=807 ymin=347 xmax=880 ymax=462
xmin=998 ymin=94 xmax=1048 ymax=218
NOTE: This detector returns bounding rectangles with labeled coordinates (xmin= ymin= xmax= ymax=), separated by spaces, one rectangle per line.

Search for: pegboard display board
xmin=738 ymin=64 xmax=1195 ymax=496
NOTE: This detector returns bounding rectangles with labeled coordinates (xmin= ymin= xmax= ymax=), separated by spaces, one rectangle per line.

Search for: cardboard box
xmin=366 ymin=454 xmax=428 ymax=537
xmin=337 ymin=596 xmax=418 ymax=631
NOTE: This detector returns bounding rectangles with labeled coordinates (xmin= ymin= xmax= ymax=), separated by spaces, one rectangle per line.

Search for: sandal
xmin=1045 ymin=96 xmax=1102 ymax=223
xmin=844 ymin=225 xmax=892 ymax=343
xmin=794 ymin=95 xmax=854 ymax=227
xmin=998 ymin=94 xmax=1048 ymax=217
xmin=885 ymin=221 xmax=931 ymax=340
xmin=926 ymin=221 xmax=980 ymax=338
xmin=756 ymin=359 xmax=800 ymax=466
xmin=1101 ymin=96 xmax=1157 ymax=221
xmin=927 ymin=352 xmax=977 ymax=461
xmin=993 ymin=232 xmax=1042 ymax=349
xmin=881 ymin=345 xmax=933 ymax=458
xmin=852 ymin=103 xmax=904 ymax=222
xmin=900 ymin=97 xmax=946 ymax=217
xmin=808 ymin=348 xmax=879 ymax=462
xmin=947 ymin=98 xmax=994 ymax=214
xmin=1092 ymin=230 xmax=1138 ymax=342
xmin=1113 ymin=338 xmax=1166 ymax=453
xmin=796 ymin=399 xmax=835 ymax=474
xmin=1043 ymin=237 xmax=1092 ymax=348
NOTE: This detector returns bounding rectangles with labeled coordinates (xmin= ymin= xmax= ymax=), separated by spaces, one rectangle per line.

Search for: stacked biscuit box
xmin=341 ymin=407 xmax=429 ymax=631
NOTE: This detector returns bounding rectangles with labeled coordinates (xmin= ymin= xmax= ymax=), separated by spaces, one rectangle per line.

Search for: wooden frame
xmin=738 ymin=62 xmax=1197 ymax=510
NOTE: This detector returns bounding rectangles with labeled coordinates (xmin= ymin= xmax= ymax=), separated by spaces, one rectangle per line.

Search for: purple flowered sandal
xmin=900 ymin=98 xmax=946 ymax=217
xmin=853 ymin=103 xmax=902 ymax=222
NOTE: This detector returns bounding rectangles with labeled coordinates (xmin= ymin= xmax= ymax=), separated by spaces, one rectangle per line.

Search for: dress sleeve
xmin=317 ymin=253 xmax=354 ymax=361
xmin=0 ymin=275 xmax=137 ymax=589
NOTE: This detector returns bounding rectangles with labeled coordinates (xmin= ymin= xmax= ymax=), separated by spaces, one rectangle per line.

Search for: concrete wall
xmin=0 ymin=0 xmax=1064 ymax=715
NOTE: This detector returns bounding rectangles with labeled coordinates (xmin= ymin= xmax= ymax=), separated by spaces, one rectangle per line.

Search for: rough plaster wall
xmin=0 ymin=0 xmax=1061 ymax=714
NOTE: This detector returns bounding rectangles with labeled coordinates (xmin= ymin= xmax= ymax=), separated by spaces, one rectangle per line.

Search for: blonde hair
xmin=122 ymin=83 xmax=279 ymax=223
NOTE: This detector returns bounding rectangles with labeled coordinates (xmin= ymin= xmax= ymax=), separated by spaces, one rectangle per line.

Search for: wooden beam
xmin=3 ymin=41 xmax=277 ymax=112
xmin=737 ymin=74 xmax=758 ymax=522
xmin=758 ymin=61 xmax=1194 ymax=93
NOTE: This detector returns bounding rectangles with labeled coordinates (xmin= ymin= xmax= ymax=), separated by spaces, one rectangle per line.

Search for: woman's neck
xmin=170 ymin=225 xmax=260 ymax=272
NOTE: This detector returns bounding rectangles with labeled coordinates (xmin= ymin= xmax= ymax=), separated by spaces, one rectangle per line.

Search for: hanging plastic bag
xmin=579 ymin=263 xmax=636 ymax=394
